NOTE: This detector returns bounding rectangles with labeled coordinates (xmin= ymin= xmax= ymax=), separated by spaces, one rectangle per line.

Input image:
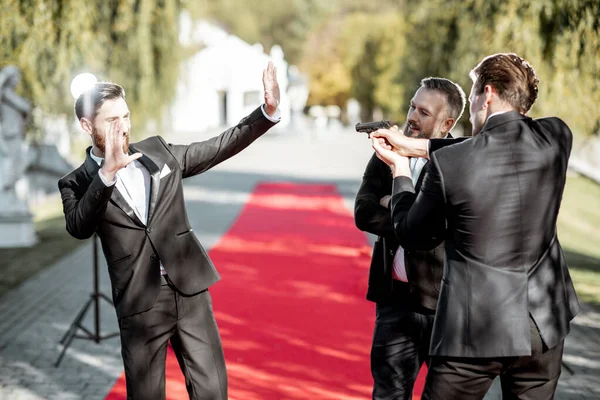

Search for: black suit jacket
xmin=355 ymin=150 xmax=445 ymax=311
xmin=58 ymin=107 xmax=276 ymax=319
xmin=391 ymin=111 xmax=580 ymax=357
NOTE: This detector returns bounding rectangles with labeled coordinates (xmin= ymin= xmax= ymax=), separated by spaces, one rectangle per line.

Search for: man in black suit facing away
xmin=355 ymin=77 xmax=466 ymax=400
xmin=371 ymin=53 xmax=580 ymax=399
xmin=58 ymin=62 xmax=281 ymax=400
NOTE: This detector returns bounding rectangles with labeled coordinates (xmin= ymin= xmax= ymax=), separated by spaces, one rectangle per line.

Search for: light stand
xmin=55 ymin=234 xmax=119 ymax=367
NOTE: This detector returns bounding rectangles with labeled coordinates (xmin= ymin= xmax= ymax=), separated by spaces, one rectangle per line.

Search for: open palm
xmin=262 ymin=61 xmax=280 ymax=115
xmin=101 ymin=120 xmax=141 ymax=180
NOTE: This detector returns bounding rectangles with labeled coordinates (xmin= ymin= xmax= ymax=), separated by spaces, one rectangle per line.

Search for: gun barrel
xmin=355 ymin=120 xmax=392 ymax=133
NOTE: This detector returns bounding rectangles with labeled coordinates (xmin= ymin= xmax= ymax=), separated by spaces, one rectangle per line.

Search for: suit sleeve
xmin=166 ymin=106 xmax=277 ymax=178
xmin=58 ymin=174 xmax=115 ymax=240
xmin=390 ymin=153 xmax=446 ymax=250
xmin=354 ymin=153 xmax=394 ymax=237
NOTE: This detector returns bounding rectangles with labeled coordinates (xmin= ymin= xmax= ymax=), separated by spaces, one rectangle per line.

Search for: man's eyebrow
xmin=416 ymin=103 xmax=431 ymax=114
xmin=105 ymin=112 xmax=130 ymax=121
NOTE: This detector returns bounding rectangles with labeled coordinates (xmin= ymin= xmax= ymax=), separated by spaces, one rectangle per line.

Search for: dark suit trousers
xmin=371 ymin=303 xmax=435 ymax=400
xmin=119 ymin=277 xmax=227 ymax=400
xmin=422 ymin=316 xmax=564 ymax=400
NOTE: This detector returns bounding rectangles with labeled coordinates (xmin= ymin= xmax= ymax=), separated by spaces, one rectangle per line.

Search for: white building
xmin=169 ymin=14 xmax=290 ymax=133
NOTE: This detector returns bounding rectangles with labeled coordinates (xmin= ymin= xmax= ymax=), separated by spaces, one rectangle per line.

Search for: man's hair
xmin=469 ymin=53 xmax=539 ymax=114
xmin=420 ymin=77 xmax=466 ymax=127
xmin=74 ymin=82 xmax=126 ymax=121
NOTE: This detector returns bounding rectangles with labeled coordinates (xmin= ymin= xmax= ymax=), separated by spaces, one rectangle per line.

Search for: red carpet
xmin=105 ymin=182 xmax=426 ymax=399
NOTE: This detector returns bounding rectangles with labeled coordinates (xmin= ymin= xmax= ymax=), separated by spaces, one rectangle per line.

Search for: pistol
xmin=355 ymin=120 xmax=392 ymax=138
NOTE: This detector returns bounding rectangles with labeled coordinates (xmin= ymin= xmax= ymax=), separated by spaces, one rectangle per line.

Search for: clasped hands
xmin=370 ymin=127 xmax=429 ymax=178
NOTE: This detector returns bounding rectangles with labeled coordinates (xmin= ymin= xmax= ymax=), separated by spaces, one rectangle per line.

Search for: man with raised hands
xmin=59 ymin=62 xmax=281 ymax=400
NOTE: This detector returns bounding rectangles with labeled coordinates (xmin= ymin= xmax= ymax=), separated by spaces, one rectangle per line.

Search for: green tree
xmin=302 ymin=11 xmax=406 ymax=120
xmin=300 ymin=16 xmax=353 ymax=108
xmin=443 ymin=0 xmax=600 ymax=137
xmin=346 ymin=13 xmax=406 ymax=121
xmin=298 ymin=0 xmax=599 ymax=135
xmin=0 ymin=0 xmax=183 ymax=140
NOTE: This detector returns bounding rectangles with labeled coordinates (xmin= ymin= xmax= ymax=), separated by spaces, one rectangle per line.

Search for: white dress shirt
xmin=392 ymin=157 xmax=427 ymax=282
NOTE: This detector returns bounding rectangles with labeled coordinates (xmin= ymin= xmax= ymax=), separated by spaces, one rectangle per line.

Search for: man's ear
xmin=80 ymin=118 xmax=93 ymax=135
xmin=443 ymin=117 xmax=455 ymax=134
xmin=483 ymin=84 xmax=496 ymax=105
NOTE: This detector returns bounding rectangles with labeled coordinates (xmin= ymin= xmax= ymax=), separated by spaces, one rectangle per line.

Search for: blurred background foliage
xmin=0 ymin=0 xmax=181 ymax=140
xmin=0 ymin=0 xmax=598 ymax=138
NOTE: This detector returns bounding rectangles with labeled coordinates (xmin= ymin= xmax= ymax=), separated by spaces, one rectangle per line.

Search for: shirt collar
xmin=486 ymin=110 xmax=510 ymax=123
xmin=89 ymin=148 xmax=103 ymax=167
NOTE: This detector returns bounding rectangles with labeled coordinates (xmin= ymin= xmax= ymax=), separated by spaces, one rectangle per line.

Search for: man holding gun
xmin=355 ymin=77 xmax=466 ymax=400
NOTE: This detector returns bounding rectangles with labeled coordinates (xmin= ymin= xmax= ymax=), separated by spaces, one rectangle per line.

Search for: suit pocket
xmin=107 ymin=254 xmax=133 ymax=291
xmin=175 ymin=228 xmax=193 ymax=237
xmin=108 ymin=254 xmax=132 ymax=268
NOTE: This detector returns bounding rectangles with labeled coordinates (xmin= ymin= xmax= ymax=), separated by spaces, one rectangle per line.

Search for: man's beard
xmin=403 ymin=122 xmax=427 ymax=139
xmin=92 ymin=126 xmax=130 ymax=155
xmin=403 ymin=122 xmax=445 ymax=139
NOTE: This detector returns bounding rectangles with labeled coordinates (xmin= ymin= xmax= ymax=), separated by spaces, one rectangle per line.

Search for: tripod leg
xmin=562 ymin=360 xmax=574 ymax=375
xmin=55 ymin=297 xmax=93 ymax=367
xmin=55 ymin=321 xmax=80 ymax=367
xmin=59 ymin=296 xmax=94 ymax=345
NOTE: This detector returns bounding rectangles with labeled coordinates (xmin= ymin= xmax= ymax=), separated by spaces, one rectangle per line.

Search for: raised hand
xmin=262 ymin=61 xmax=280 ymax=117
xmin=100 ymin=120 xmax=142 ymax=182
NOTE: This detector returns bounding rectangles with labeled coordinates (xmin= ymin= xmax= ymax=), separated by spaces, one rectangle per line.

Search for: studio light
xmin=70 ymin=73 xmax=98 ymax=99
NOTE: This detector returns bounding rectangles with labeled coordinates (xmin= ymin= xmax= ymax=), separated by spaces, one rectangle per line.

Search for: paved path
xmin=0 ymin=124 xmax=598 ymax=399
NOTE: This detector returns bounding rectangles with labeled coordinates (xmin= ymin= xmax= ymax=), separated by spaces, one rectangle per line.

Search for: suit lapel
xmin=129 ymin=144 xmax=160 ymax=223
xmin=83 ymin=148 xmax=101 ymax=177
xmin=111 ymin=189 xmax=146 ymax=227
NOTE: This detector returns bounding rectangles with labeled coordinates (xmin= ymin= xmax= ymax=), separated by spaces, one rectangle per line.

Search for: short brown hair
xmin=469 ymin=53 xmax=539 ymax=114
xmin=74 ymin=82 xmax=126 ymax=121
xmin=420 ymin=77 xmax=466 ymax=127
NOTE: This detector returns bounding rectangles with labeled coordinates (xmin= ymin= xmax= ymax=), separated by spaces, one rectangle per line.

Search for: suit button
xmin=146 ymin=227 xmax=153 ymax=233
xmin=150 ymin=254 xmax=157 ymax=261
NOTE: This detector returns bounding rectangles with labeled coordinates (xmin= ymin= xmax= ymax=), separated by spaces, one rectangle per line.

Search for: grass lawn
xmin=557 ymin=175 xmax=600 ymax=308
xmin=0 ymin=195 xmax=89 ymax=299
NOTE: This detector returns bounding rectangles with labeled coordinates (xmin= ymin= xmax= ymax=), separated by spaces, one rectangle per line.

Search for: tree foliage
xmin=2 ymin=0 xmax=598 ymax=140
xmin=299 ymin=0 xmax=600 ymax=137
xmin=0 ymin=0 xmax=182 ymax=140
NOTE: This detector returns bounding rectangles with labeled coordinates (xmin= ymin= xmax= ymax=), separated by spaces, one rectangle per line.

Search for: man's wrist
xmin=396 ymin=138 xmax=430 ymax=159
xmin=390 ymin=162 xmax=411 ymax=178
xmin=261 ymin=104 xmax=281 ymax=122
xmin=99 ymin=167 xmax=117 ymax=185
xmin=265 ymin=105 xmax=277 ymax=116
